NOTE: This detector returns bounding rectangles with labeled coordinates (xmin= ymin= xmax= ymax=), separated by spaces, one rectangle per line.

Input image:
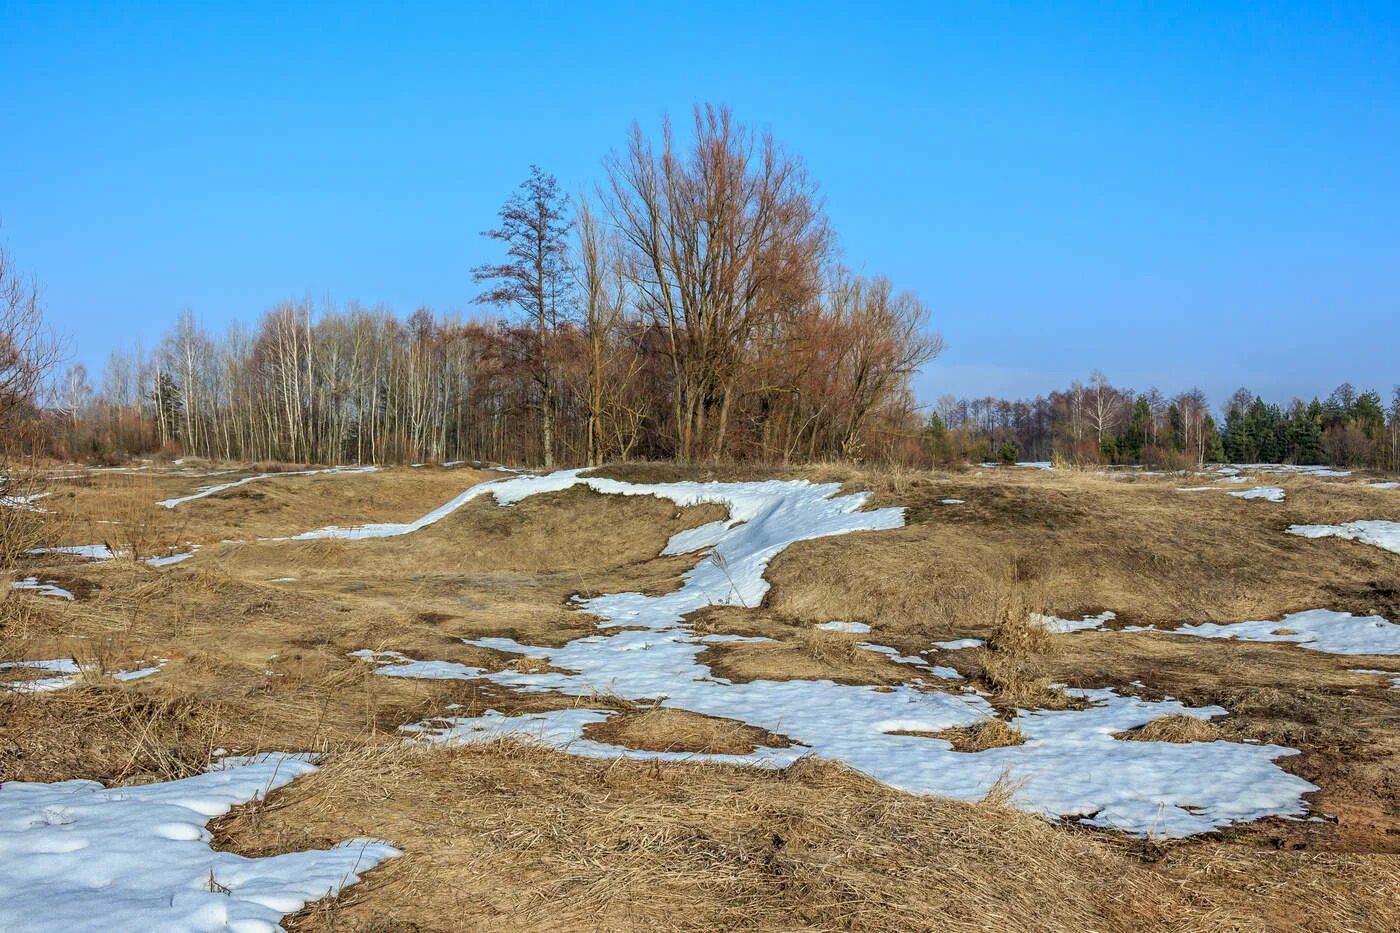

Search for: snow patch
xmin=817 ymin=620 xmax=870 ymax=634
xmin=932 ymin=638 xmax=985 ymax=650
xmin=0 ymin=754 xmax=397 ymax=931
xmin=0 ymin=492 xmax=50 ymax=512
xmin=1230 ymin=486 xmax=1285 ymax=502
xmin=1031 ymin=611 xmax=1116 ymax=634
xmin=1162 ymin=609 xmax=1400 ymax=656
xmin=1288 ymin=520 xmax=1400 ymax=555
xmin=11 ymin=577 xmax=74 ymax=600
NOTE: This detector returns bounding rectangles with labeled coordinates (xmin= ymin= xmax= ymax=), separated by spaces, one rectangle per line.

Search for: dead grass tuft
xmin=580 ymin=708 xmax=794 ymax=756
xmin=798 ymin=627 xmax=864 ymax=664
xmin=922 ymin=717 xmax=1026 ymax=752
xmin=1115 ymin=714 xmax=1224 ymax=744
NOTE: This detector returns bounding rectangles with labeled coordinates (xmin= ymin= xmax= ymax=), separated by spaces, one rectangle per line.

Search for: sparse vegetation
xmin=3 ymin=458 xmax=1400 ymax=928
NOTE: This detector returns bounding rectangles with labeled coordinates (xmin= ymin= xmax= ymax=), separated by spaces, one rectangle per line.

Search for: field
xmin=3 ymin=459 xmax=1400 ymax=930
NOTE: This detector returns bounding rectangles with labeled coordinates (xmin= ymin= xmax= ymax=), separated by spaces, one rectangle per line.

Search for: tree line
xmin=928 ymin=374 xmax=1400 ymax=471
xmin=43 ymin=105 xmax=941 ymax=467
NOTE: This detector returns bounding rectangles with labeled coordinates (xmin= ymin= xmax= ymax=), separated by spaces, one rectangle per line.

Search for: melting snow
xmin=158 ymin=465 xmax=377 ymax=508
xmin=1230 ymin=464 xmax=1351 ymax=478
xmin=28 ymin=545 xmax=115 ymax=560
xmin=1350 ymin=669 xmax=1400 ymax=688
xmin=1288 ymin=520 xmax=1400 ymax=556
xmin=0 ymin=659 xmax=81 ymax=693
xmin=1163 ymin=609 xmax=1400 ymax=656
xmin=0 ymin=492 xmax=50 ymax=512
xmin=26 ymin=546 xmax=199 ymax=567
xmin=10 ymin=577 xmax=75 ymax=600
xmin=1230 ymin=486 xmax=1285 ymax=502
xmin=817 ymin=620 xmax=871 ymax=634
xmin=1369 ymin=481 xmax=1399 ymax=489
xmin=1031 ymin=611 xmax=1116 ymax=634
xmin=939 ymin=498 xmax=965 ymax=505
xmin=932 ymin=638 xmax=985 ymax=650
xmin=348 ymin=471 xmax=1313 ymax=837
xmin=0 ymin=754 xmax=397 ymax=931
xmin=146 ymin=550 xmax=197 ymax=568
xmin=1 ymin=657 xmax=166 ymax=690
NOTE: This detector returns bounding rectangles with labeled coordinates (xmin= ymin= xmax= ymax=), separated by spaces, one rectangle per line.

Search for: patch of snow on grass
xmin=158 ymin=465 xmax=378 ymax=508
xmin=1167 ymin=609 xmax=1400 ymax=656
xmin=0 ymin=492 xmax=50 ymax=512
xmin=0 ymin=658 xmax=81 ymax=692
xmin=1230 ymin=486 xmax=1285 ymax=502
xmin=932 ymin=638 xmax=985 ymax=650
xmin=349 ymin=472 xmax=1313 ymax=837
xmin=1231 ymin=463 xmax=1351 ymax=478
xmin=10 ymin=577 xmax=74 ymax=600
xmin=1288 ymin=520 xmax=1400 ymax=555
xmin=146 ymin=549 xmax=197 ymax=567
xmin=938 ymin=498 xmax=964 ymax=504
xmin=1350 ymin=669 xmax=1400 ymax=688
xmin=857 ymin=643 xmax=962 ymax=679
xmin=817 ymin=620 xmax=870 ymax=634
xmin=0 ymin=754 xmax=397 ymax=931
xmin=27 ymin=544 xmax=115 ymax=560
xmin=1370 ymin=481 xmax=1400 ymax=489
xmin=1031 ymin=611 xmax=1116 ymax=634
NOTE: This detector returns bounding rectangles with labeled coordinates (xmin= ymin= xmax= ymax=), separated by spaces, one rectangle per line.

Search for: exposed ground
xmin=3 ymin=459 xmax=1400 ymax=930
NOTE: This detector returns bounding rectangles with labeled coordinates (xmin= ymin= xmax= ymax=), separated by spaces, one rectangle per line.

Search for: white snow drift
xmin=1288 ymin=520 xmax=1400 ymax=556
xmin=346 ymin=469 xmax=1315 ymax=837
xmin=0 ymin=754 xmax=397 ymax=931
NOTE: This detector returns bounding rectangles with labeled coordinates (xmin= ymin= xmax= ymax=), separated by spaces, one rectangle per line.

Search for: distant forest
xmin=17 ymin=106 xmax=1398 ymax=473
xmin=931 ymin=377 xmax=1400 ymax=471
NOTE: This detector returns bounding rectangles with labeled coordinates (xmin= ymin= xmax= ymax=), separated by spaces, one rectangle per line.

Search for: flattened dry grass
xmin=217 ymin=745 xmax=1201 ymax=932
xmin=6 ymin=460 xmax=1400 ymax=929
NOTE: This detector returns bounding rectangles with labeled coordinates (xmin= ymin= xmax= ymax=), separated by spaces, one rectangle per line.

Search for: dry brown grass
xmin=924 ymin=717 xmax=1025 ymax=751
xmin=1116 ymin=714 xmax=1224 ymax=744
xmin=5 ymin=461 xmax=1400 ymax=929
xmin=581 ymin=708 xmax=793 ymax=755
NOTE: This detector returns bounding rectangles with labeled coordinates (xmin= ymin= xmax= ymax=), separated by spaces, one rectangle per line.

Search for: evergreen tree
xmin=1124 ymin=395 xmax=1151 ymax=461
xmin=1167 ymin=403 xmax=1186 ymax=451
xmin=1223 ymin=408 xmax=1249 ymax=462
xmin=1289 ymin=400 xmax=1322 ymax=463
xmin=924 ymin=411 xmax=951 ymax=465
xmin=1355 ymin=391 xmax=1386 ymax=438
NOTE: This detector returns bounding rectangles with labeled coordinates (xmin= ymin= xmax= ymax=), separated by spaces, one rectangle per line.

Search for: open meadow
xmin=3 ymin=459 xmax=1399 ymax=930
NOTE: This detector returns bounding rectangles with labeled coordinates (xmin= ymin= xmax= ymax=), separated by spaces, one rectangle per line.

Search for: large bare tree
xmin=606 ymin=104 xmax=829 ymax=461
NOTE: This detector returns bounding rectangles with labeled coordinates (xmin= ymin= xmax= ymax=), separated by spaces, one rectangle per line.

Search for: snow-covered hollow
xmin=342 ymin=469 xmax=1315 ymax=838
xmin=1288 ymin=520 xmax=1400 ymax=556
xmin=0 ymin=754 xmax=398 ymax=931
xmin=158 ymin=465 xmax=377 ymax=508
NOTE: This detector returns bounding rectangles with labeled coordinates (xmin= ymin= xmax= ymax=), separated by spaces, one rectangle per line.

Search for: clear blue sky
xmin=3 ymin=1 xmax=1397 ymax=408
